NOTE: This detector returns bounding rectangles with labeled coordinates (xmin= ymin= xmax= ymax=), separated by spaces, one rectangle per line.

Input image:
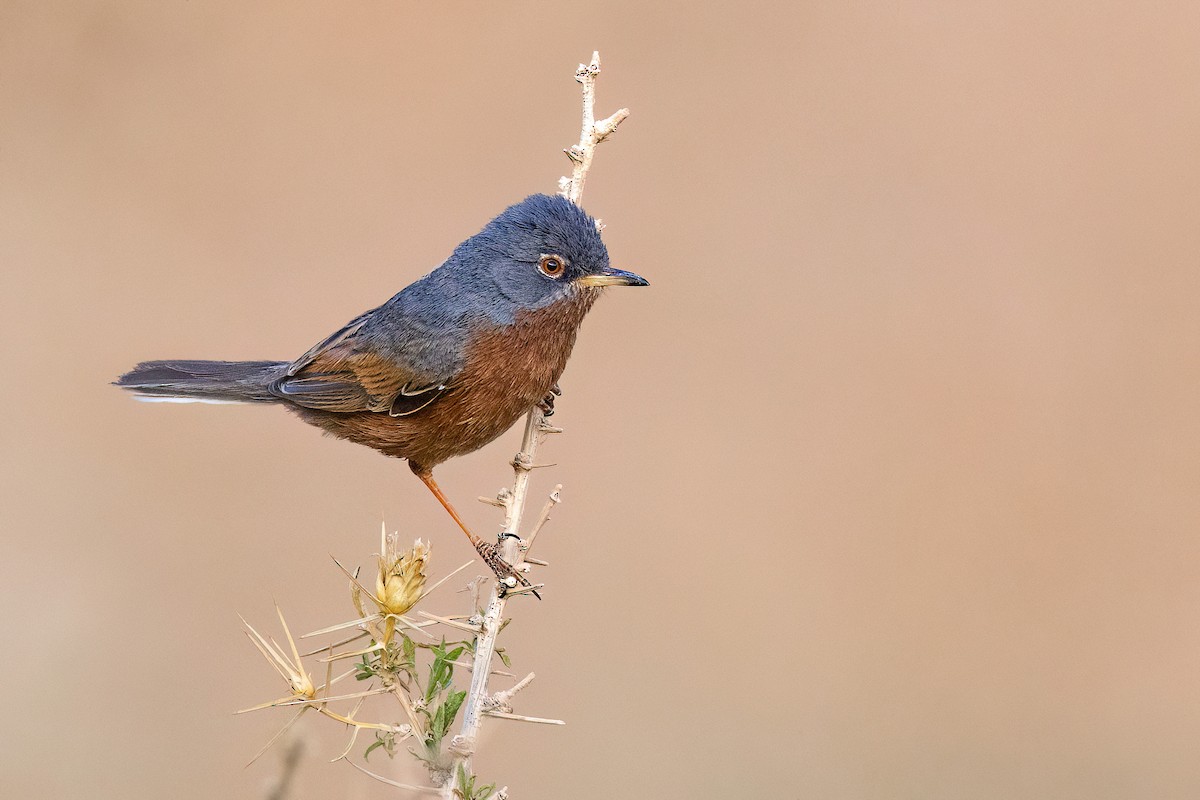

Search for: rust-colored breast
xmin=290 ymin=291 xmax=597 ymax=468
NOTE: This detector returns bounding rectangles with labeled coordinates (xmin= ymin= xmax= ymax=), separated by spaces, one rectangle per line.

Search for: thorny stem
xmin=443 ymin=51 xmax=628 ymax=797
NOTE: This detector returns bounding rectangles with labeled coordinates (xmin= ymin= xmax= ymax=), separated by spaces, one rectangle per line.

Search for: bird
xmin=116 ymin=193 xmax=647 ymax=590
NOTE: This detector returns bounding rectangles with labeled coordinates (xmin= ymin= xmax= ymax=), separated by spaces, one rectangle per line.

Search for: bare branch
xmin=443 ymin=52 xmax=628 ymax=797
xmin=560 ymin=51 xmax=630 ymax=206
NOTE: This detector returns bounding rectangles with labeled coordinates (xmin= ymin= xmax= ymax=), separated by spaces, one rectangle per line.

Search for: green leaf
xmin=364 ymin=730 xmax=396 ymax=761
xmin=444 ymin=690 xmax=466 ymax=727
xmin=402 ymin=634 xmax=416 ymax=663
xmin=431 ymin=701 xmax=447 ymax=739
xmin=355 ymin=654 xmax=376 ymax=681
xmin=431 ymin=689 xmax=467 ymax=740
xmin=398 ymin=634 xmax=418 ymax=681
xmin=496 ymin=648 xmax=511 ymax=668
xmin=425 ymin=638 xmax=452 ymax=703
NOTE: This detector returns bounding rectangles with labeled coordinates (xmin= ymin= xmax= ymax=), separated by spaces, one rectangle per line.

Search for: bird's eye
xmin=538 ymin=254 xmax=567 ymax=279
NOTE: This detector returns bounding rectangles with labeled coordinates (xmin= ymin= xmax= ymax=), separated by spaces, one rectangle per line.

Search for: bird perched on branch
xmin=116 ymin=194 xmax=647 ymax=589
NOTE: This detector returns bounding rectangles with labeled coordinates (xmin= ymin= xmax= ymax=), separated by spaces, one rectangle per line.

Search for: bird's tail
xmin=114 ymin=360 xmax=288 ymax=404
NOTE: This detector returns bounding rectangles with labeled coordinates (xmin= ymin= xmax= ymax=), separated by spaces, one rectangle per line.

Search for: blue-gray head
xmin=444 ymin=194 xmax=647 ymax=315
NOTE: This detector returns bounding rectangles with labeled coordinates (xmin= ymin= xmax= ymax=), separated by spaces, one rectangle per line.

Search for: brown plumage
xmin=290 ymin=292 xmax=597 ymax=471
xmin=115 ymin=194 xmax=647 ymax=592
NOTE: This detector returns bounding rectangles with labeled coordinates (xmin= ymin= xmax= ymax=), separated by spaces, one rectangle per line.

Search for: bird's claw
xmin=537 ymin=384 xmax=563 ymax=417
xmin=475 ymin=540 xmax=540 ymax=599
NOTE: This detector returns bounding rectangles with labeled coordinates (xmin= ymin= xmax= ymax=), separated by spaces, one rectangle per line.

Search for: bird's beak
xmin=576 ymin=267 xmax=650 ymax=288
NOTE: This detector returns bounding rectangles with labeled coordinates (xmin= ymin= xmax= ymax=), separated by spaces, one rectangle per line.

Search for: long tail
xmin=114 ymin=360 xmax=288 ymax=404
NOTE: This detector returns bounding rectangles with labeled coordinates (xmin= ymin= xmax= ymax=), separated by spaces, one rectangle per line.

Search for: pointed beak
xmin=576 ymin=267 xmax=650 ymax=288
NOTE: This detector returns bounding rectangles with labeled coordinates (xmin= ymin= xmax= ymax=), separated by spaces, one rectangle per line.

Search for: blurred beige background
xmin=4 ymin=2 xmax=1200 ymax=798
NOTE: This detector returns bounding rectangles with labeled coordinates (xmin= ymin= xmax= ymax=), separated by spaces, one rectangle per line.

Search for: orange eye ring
xmin=538 ymin=254 xmax=567 ymax=279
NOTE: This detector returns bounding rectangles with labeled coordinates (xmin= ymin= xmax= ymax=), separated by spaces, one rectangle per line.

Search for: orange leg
xmin=414 ymin=469 xmax=486 ymax=549
xmin=412 ymin=466 xmax=536 ymax=596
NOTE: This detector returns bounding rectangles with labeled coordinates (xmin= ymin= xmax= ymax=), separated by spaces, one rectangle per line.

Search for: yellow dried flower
xmin=374 ymin=528 xmax=430 ymax=618
xmin=345 ymin=526 xmax=433 ymax=645
xmin=379 ymin=542 xmax=432 ymax=618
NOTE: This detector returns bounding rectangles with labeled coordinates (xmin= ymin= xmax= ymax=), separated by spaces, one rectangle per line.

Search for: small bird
xmin=116 ymin=194 xmax=647 ymax=588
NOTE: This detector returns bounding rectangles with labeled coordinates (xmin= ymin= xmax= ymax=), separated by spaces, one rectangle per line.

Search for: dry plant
xmin=238 ymin=53 xmax=629 ymax=799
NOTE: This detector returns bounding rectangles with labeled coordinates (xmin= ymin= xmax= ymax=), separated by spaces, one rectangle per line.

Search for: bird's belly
xmin=404 ymin=305 xmax=585 ymax=464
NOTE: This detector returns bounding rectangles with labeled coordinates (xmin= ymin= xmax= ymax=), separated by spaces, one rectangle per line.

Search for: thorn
xmin=448 ymin=660 xmax=516 ymax=678
xmin=416 ymin=611 xmax=482 ymax=634
xmin=343 ymin=759 xmax=440 ymax=792
xmin=484 ymin=710 xmax=565 ymax=725
xmin=416 ymin=559 xmax=475 ymax=603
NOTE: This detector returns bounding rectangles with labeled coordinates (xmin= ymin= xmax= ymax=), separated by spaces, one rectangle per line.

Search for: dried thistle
xmin=378 ymin=537 xmax=429 ymax=613
xmin=360 ymin=527 xmax=430 ymax=642
xmin=240 ymin=605 xmax=316 ymax=709
xmin=238 ymin=604 xmax=408 ymax=766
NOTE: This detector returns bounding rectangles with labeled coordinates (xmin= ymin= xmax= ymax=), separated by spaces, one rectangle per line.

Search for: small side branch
xmin=559 ymin=51 xmax=630 ymax=206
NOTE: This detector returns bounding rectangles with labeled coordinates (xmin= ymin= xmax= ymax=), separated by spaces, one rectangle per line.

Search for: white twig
xmin=524 ymin=485 xmax=562 ymax=552
xmin=491 ymin=672 xmax=536 ymax=710
xmin=442 ymin=52 xmax=627 ymax=798
xmin=559 ymin=51 xmax=630 ymax=206
xmin=483 ymin=711 xmax=566 ymax=726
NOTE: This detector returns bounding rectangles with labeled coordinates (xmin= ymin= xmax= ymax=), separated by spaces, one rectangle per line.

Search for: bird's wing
xmin=270 ymin=310 xmax=452 ymax=417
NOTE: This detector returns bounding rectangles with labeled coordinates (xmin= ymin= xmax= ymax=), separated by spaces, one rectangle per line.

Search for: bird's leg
xmin=537 ymin=383 xmax=562 ymax=417
xmin=411 ymin=465 xmax=534 ymax=595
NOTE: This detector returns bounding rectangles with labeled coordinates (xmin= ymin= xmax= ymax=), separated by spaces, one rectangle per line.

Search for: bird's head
xmin=450 ymin=194 xmax=647 ymax=317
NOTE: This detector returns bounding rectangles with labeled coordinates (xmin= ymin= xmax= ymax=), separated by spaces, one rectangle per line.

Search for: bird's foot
xmin=537 ymin=383 xmax=563 ymax=417
xmin=475 ymin=540 xmax=540 ymax=599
